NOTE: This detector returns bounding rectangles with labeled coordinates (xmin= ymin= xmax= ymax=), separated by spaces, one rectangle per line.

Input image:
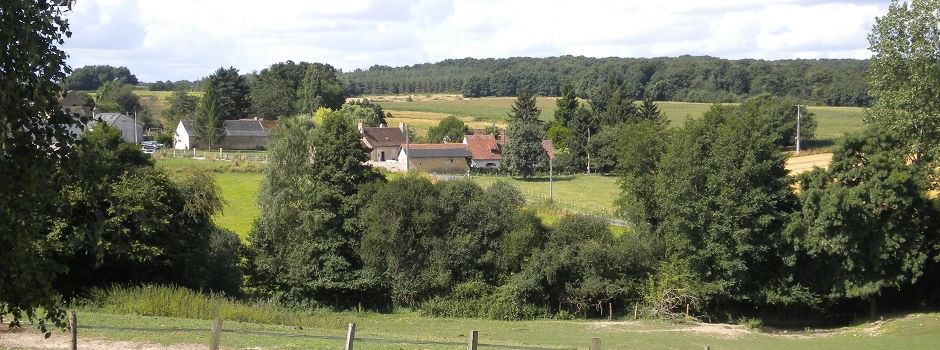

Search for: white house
xmin=173 ymin=120 xmax=197 ymax=150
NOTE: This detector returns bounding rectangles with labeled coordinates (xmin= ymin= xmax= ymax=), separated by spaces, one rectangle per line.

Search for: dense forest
xmin=341 ymin=56 xmax=871 ymax=107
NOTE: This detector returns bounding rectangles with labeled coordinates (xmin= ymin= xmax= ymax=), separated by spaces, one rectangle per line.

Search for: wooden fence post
xmin=345 ymin=323 xmax=356 ymax=350
xmin=467 ymin=330 xmax=478 ymax=350
xmin=69 ymin=311 xmax=77 ymax=350
xmin=209 ymin=318 xmax=222 ymax=350
xmin=590 ymin=337 xmax=602 ymax=350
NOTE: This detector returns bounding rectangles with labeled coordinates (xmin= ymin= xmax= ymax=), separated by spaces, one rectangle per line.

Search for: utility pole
xmin=795 ymin=105 xmax=804 ymax=154
xmin=134 ymin=110 xmax=139 ymax=144
xmin=549 ymin=156 xmax=554 ymax=203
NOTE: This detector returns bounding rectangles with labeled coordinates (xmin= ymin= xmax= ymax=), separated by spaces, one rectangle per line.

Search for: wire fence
xmin=61 ymin=313 xmax=575 ymax=350
xmin=156 ymin=148 xmax=269 ymax=162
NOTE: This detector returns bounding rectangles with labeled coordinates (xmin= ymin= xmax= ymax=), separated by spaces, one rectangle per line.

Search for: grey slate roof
xmin=222 ymin=120 xmax=270 ymax=137
xmin=403 ymin=145 xmax=472 ymax=158
xmin=180 ymin=120 xmax=196 ymax=135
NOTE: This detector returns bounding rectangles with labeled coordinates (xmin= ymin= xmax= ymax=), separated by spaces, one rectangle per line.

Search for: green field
xmin=473 ymin=174 xmax=621 ymax=218
xmin=214 ymin=172 xmax=262 ymax=239
xmin=377 ymin=96 xmax=865 ymax=148
xmin=12 ymin=310 xmax=940 ymax=349
xmin=155 ymin=158 xmax=262 ymax=239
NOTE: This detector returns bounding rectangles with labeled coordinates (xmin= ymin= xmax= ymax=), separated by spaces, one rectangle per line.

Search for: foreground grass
xmin=50 ymin=285 xmax=940 ymax=350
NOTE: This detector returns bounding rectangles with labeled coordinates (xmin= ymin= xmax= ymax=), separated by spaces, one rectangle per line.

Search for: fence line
xmin=74 ymin=323 xmax=559 ymax=350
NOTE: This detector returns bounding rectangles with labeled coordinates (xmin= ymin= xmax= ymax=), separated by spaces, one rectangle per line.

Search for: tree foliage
xmin=343 ymin=56 xmax=871 ymax=107
xmin=48 ymin=125 xmax=240 ymax=298
xmin=65 ymin=64 xmax=138 ymax=90
xmin=196 ymin=83 xmax=223 ymax=148
xmin=647 ymin=105 xmax=794 ymax=307
xmin=296 ymin=63 xmax=345 ymax=114
xmin=205 ymin=67 xmax=251 ymax=120
xmin=866 ymin=0 xmax=940 ymax=173
xmin=740 ymin=93 xmax=817 ymax=148
xmin=503 ymin=90 xmax=545 ymax=178
xmin=248 ymin=111 xmax=381 ymax=305
xmin=95 ymin=80 xmax=141 ymax=113
xmin=250 ymin=60 xmax=307 ymax=119
xmin=1 ymin=0 xmax=77 ymax=332
xmin=425 ymin=115 xmax=470 ymax=143
xmin=786 ymin=127 xmax=939 ymax=309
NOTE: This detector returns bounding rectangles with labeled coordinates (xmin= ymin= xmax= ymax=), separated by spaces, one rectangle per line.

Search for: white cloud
xmin=63 ymin=0 xmax=888 ymax=81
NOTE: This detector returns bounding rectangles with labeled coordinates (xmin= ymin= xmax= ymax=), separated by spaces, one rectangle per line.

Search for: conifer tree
xmin=503 ymin=90 xmax=545 ymax=178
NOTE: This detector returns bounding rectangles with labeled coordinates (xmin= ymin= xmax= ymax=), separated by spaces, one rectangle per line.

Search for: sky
xmin=63 ymin=0 xmax=891 ymax=82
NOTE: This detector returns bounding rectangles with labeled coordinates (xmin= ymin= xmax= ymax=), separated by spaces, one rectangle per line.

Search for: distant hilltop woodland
xmin=341 ymin=55 xmax=870 ymax=107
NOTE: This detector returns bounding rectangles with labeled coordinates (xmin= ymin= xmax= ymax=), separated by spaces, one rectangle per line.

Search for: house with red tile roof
xmin=462 ymin=131 xmax=503 ymax=168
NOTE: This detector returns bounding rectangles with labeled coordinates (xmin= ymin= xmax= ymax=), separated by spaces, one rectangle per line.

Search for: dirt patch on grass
xmin=0 ymin=326 xmax=204 ymax=350
xmin=586 ymin=320 xmax=753 ymax=338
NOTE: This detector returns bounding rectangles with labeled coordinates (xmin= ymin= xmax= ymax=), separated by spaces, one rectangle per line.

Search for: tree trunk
xmin=868 ymin=296 xmax=878 ymax=319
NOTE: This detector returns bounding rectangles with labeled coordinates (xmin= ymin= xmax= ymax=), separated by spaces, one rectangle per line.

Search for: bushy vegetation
xmin=81 ymin=284 xmax=331 ymax=328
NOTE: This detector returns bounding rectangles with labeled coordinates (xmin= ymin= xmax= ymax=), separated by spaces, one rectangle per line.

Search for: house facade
xmin=219 ymin=120 xmax=271 ymax=150
xmin=174 ymin=119 xmax=274 ymax=150
xmin=360 ymin=122 xmax=406 ymax=162
xmin=398 ymin=143 xmax=472 ymax=174
xmin=173 ymin=120 xmax=198 ymax=150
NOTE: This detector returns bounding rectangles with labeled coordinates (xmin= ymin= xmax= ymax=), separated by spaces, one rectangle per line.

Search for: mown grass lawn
xmin=17 ymin=310 xmax=940 ymax=350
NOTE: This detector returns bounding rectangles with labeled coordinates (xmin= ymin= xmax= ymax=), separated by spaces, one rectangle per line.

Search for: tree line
xmin=342 ymin=56 xmax=871 ymax=107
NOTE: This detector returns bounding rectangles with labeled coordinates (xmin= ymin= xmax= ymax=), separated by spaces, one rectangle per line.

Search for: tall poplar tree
xmin=866 ymin=0 xmax=940 ymax=177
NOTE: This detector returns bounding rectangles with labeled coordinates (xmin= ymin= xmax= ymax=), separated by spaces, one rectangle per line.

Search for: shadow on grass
xmin=510 ymin=174 xmax=619 ymax=183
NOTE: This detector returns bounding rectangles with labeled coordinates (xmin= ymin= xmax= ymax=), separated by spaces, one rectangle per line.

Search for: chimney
xmin=357 ymin=121 xmax=364 ymax=134
xmin=399 ymin=121 xmax=405 ymax=132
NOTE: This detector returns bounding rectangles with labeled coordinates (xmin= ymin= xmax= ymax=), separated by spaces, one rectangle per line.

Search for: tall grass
xmin=82 ymin=285 xmax=349 ymax=330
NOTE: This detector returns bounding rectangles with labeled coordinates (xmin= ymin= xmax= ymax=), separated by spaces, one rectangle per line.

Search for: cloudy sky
xmin=63 ymin=0 xmax=890 ymax=82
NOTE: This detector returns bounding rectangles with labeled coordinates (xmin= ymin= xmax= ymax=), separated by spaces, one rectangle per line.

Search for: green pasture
xmin=472 ymin=174 xmax=621 ymax=218
xmin=155 ymin=158 xmax=262 ymax=240
xmin=214 ymin=172 xmax=262 ymax=240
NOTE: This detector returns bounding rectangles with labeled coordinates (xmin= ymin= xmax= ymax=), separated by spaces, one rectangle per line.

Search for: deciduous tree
xmin=248 ymin=111 xmax=381 ymax=305
xmin=786 ymin=127 xmax=939 ymax=315
xmin=1 ymin=0 xmax=78 ymax=332
xmin=426 ymin=115 xmax=470 ymax=143
xmin=867 ymin=0 xmax=940 ymax=176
